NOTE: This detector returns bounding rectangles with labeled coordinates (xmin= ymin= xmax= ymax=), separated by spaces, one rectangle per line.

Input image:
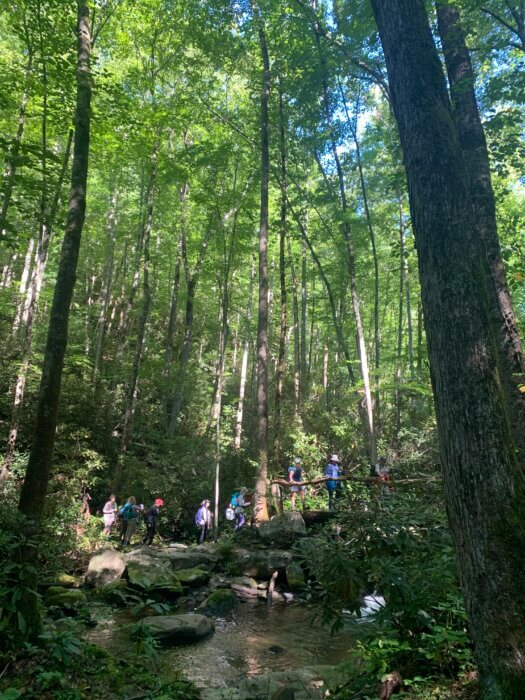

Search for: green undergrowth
xmin=0 ymin=638 xmax=199 ymax=700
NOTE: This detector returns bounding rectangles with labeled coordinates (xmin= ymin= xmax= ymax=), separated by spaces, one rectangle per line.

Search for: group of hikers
xmin=93 ymin=453 xmax=392 ymax=546
xmin=286 ymin=453 xmax=392 ymax=511
xmin=101 ymin=495 xmax=164 ymax=545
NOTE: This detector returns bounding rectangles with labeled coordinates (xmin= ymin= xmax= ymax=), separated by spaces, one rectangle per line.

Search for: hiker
xmin=230 ymin=487 xmax=251 ymax=531
xmin=371 ymin=456 xmax=394 ymax=497
xmin=195 ymin=499 xmax=213 ymax=544
xmin=288 ymin=457 xmax=306 ymax=511
xmin=102 ymin=494 xmax=117 ymax=536
xmin=325 ymin=454 xmax=343 ymax=510
xmin=119 ymin=497 xmax=143 ymax=545
xmin=143 ymin=498 xmax=164 ymax=545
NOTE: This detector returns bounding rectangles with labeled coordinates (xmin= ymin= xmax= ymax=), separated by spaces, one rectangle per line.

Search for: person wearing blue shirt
xmin=288 ymin=457 xmax=306 ymax=511
xmin=325 ymin=454 xmax=342 ymax=510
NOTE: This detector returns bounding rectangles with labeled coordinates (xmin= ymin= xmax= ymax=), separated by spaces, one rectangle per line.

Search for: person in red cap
xmin=143 ymin=498 xmax=164 ymax=545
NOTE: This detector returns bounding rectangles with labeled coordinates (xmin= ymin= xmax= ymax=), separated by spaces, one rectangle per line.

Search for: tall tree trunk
xmin=274 ymin=84 xmax=288 ymax=465
xmin=234 ymin=257 xmax=255 ymax=450
xmin=0 ymin=51 xmax=33 ymax=237
xmin=394 ymin=207 xmax=404 ymax=437
xmin=115 ymin=140 xmax=158 ymax=486
xmin=252 ymin=0 xmax=270 ymax=524
xmin=340 ymin=84 xmax=381 ymax=424
xmin=0 ymin=130 xmax=73 ymax=484
xmin=315 ymin=52 xmax=376 ymax=463
xmin=18 ymin=0 xmax=92 ymax=522
xmin=307 ymin=272 xmax=316 ymax=382
xmin=300 ymin=237 xmax=308 ymax=392
xmin=12 ymin=237 xmax=36 ymax=337
xmin=286 ymin=233 xmax=301 ymax=418
xmin=168 ymin=230 xmax=210 ymax=436
xmin=291 ymin=207 xmax=356 ymax=385
xmin=161 ymin=226 xmax=183 ymax=421
xmin=436 ymin=2 xmax=525 ymax=461
xmin=371 ymin=1 xmax=525 ymax=696
xmin=93 ymin=188 xmax=118 ymax=381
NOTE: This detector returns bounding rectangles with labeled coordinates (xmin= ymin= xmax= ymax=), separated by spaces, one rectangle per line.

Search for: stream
xmin=87 ymin=598 xmax=359 ymax=690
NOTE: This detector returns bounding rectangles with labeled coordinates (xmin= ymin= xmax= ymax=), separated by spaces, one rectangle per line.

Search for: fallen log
xmin=270 ymin=475 xmax=439 ymax=488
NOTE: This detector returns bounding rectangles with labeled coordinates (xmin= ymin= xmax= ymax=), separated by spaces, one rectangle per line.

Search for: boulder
xmin=45 ymin=587 xmax=87 ymax=608
xmin=125 ymin=553 xmax=182 ymax=598
xmin=258 ymin=512 xmax=306 ymax=544
xmin=141 ymin=613 xmax=214 ymax=644
xmin=286 ymin=561 xmax=305 ymax=590
xmin=164 ymin=549 xmax=218 ymax=571
xmin=86 ymin=548 xmax=126 ymax=588
xmin=230 ymin=548 xmax=293 ymax=579
xmin=175 ymin=567 xmax=211 ymax=589
xmin=201 ymin=589 xmax=239 ymax=615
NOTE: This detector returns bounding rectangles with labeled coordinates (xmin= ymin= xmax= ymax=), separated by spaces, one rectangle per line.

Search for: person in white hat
xmin=325 ymin=454 xmax=342 ymax=510
xmin=288 ymin=457 xmax=306 ymax=511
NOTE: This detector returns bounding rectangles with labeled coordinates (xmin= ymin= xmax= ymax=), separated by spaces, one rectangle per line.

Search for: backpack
xmin=119 ymin=503 xmax=131 ymax=517
xmin=225 ymin=506 xmax=235 ymax=521
xmin=369 ymin=464 xmax=377 ymax=478
xmin=231 ymin=492 xmax=240 ymax=508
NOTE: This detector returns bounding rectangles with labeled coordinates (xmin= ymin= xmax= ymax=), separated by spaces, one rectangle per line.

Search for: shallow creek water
xmin=87 ymin=599 xmax=358 ymax=689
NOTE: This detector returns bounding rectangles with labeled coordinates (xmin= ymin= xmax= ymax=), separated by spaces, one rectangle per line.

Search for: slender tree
xmin=251 ymin=0 xmax=270 ymax=524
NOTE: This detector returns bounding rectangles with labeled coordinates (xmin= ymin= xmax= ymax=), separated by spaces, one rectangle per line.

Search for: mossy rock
xmin=175 ymin=566 xmax=211 ymax=589
xmin=89 ymin=579 xmax=129 ymax=605
xmin=45 ymin=587 xmax=87 ymax=608
xmin=201 ymin=588 xmax=239 ymax=615
xmin=126 ymin=557 xmax=183 ymax=598
xmin=285 ymin=561 xmax=305 ymax=590
xmin=53 ymin=573 xmax=84 ymax=588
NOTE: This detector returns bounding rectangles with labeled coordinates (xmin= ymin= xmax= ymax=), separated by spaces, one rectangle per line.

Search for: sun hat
xmin=330 ymin=454 xmax=340 ymax=462
xmin=154 ymin=498 xmax=164 ymax=506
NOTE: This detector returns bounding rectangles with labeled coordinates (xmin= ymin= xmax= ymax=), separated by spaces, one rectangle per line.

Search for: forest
xmin=0 ymin=0 xmax=524 ymax=698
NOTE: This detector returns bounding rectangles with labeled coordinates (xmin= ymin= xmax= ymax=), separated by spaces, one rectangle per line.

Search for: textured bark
xmin=252 ymin=0 xmax=270 ymax=524
xmin=18 ymin=1 xmax=92 ymax=521
xmin=437 ymin=2 xmax=525 ymax=461
xmin=371 ymin=1 xmax=525 ymax=696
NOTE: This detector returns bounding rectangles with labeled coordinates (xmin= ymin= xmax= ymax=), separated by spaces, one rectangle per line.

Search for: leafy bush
xmin=297 ymin=485 xmax=474 ymax=682
xmin=0 ymin=517 xmax=41 ymax=651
